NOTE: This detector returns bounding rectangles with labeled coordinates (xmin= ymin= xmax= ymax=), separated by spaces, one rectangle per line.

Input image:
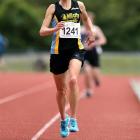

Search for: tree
xmin=0 ymin=0 xmax=50 ymax=51
xmin=0 ymin=0 xmax=139 ymax=51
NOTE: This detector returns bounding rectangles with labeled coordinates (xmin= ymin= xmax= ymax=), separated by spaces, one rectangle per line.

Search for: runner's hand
xmin=54 ymin=22 xmax=64 ymax=32
xmin=86 ymin=32 xmax=95 ymax=47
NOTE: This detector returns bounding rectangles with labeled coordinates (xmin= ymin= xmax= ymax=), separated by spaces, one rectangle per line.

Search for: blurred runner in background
xmin=81 ymin=12 xmax=107 ymax=97
xmin=0 ymin=33 xmax=8 ymax=68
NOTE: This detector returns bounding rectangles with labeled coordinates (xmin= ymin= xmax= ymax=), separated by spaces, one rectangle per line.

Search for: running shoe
xmin=86 ymin=91 xmax=93 ymax=98
xmin=60 ymin=115 xmax=70 ymax=137
xmin=69 ymin=118 xmax=79 ymax=132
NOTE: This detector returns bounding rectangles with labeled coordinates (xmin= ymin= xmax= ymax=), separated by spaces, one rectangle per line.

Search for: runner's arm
xmin=78 ymin=1 xmax=95 ymax=46
xmin=94 ymin=26 xmax=107 ymax=46
xmin=40 ymin=4 xmax=64 ymax=36
xmin=78 ymin=1 xmax=94 ymax=35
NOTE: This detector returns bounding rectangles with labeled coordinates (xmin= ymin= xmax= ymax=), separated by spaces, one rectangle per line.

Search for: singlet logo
xmin=71 ymin=7 xmax=79 ymax=10
xmin=62 ymin=13 xmax=80 ymax=22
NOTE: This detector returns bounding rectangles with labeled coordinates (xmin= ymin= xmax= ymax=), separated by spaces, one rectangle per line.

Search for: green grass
xmin=6 ymin=61 xmax=33 ymax=71
xmin=0 ymin=53 xmax=140 ymax=75
xmin=101 ymin=53 xmax=140 ymax=75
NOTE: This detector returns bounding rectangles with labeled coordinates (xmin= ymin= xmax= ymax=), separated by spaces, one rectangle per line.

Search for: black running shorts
xmin=50 ymin=49 xmax=85 ymax=75
xmin=85 ymin=47 xmax=100 ymax=67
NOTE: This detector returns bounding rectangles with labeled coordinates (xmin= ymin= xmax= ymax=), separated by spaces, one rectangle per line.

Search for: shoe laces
xmin=61 ymin=120 xmax=67 ymax=131
xmin=70 ymin=119 xmax=76 ymax=127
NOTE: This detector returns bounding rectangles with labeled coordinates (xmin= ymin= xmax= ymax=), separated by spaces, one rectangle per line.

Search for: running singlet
xmin=50 ymin=0 xmax=84 ymax=54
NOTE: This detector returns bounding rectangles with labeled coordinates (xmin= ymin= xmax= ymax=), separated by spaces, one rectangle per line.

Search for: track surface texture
xmin=0 ymin=73 xmax=140 ymax=140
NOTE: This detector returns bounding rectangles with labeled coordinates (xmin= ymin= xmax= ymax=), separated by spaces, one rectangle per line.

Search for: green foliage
xmin=0 ymin=0 xmax=50 ymax=51
xmin=82 ymin=0 xmax=140 ymax=51
xmin=0 ymin=0 xmax=140 ymax=51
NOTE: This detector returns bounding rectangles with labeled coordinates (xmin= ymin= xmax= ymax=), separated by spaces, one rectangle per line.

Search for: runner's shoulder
xmin=77 ymin=1 xmax=84 ymax=6
xmin=46 ymin=4 xmax=55 ymax=14
xmin=77 ymin=1 xmax=85 ymax=12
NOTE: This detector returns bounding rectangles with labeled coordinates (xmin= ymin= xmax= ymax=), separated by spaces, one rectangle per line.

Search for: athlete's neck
xmin=59 ymin=0 xmax=72 ymax=10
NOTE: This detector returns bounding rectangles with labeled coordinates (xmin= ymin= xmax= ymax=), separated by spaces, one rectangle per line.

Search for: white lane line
xmin=0 ymin=82 xmax=52 ymax=105
xmin=130 ymin=80 xmax=140 ymax=101
xmin=31 ymin=93 xmax=85 ymax=140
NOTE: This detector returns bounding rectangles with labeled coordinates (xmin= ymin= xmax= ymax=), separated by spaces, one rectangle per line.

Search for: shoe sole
xmin=69 ymin=128 xmax=79 ymax=132
xmin=61 ymin=130 xmax=70 ymax=138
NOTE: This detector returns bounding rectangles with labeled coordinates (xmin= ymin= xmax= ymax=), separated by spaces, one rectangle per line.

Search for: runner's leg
xmin=68 ymin=59 xmax=82 ymax=118
xmin=53 ymin=71 xmax=69 ymax=120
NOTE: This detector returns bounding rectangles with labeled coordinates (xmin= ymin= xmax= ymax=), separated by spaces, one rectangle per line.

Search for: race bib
xmin=60 ymin=22 xmax=81 ymax=39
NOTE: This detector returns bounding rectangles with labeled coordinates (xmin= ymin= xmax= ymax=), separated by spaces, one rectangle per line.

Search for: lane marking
xmin=130 ymin=80 xmax=140 ymax=101
xmin=31 ymin=105 xmax=68 ymax=140
xmin=0 ymin=82 xmax=52 ymax=105
xmin=31 ymin=93 xmax=86 ymax=140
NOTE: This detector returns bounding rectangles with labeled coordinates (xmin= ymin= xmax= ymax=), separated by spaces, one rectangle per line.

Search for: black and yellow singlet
xmin=50 ymin=0 xmax=84 ymax=54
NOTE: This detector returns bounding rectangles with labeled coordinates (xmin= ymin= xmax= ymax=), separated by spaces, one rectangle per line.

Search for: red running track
xmin=0 ymin=73 xmax=140 ymax=140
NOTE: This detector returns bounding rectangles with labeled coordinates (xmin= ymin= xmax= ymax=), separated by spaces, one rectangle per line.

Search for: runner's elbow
xmin=39 ymin=28 xmax=49 ymax=36
xmin=103 ymin=38 xmax=107 ymax=45
xmin=39 ymin=29 xmax=46 ymax=36
xmin=100 ymin=38 xmax=107 ymax=45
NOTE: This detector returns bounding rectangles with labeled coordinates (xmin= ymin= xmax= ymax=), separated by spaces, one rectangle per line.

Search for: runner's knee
xmin=69 ymin=76 xmax=78 ymax=87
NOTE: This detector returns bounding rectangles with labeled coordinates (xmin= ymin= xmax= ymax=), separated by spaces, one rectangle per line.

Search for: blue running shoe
xmin=60 ymin=115 xmax=70 ymax=137
xmin=69 ymin=118 xmax=79 ymax=132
